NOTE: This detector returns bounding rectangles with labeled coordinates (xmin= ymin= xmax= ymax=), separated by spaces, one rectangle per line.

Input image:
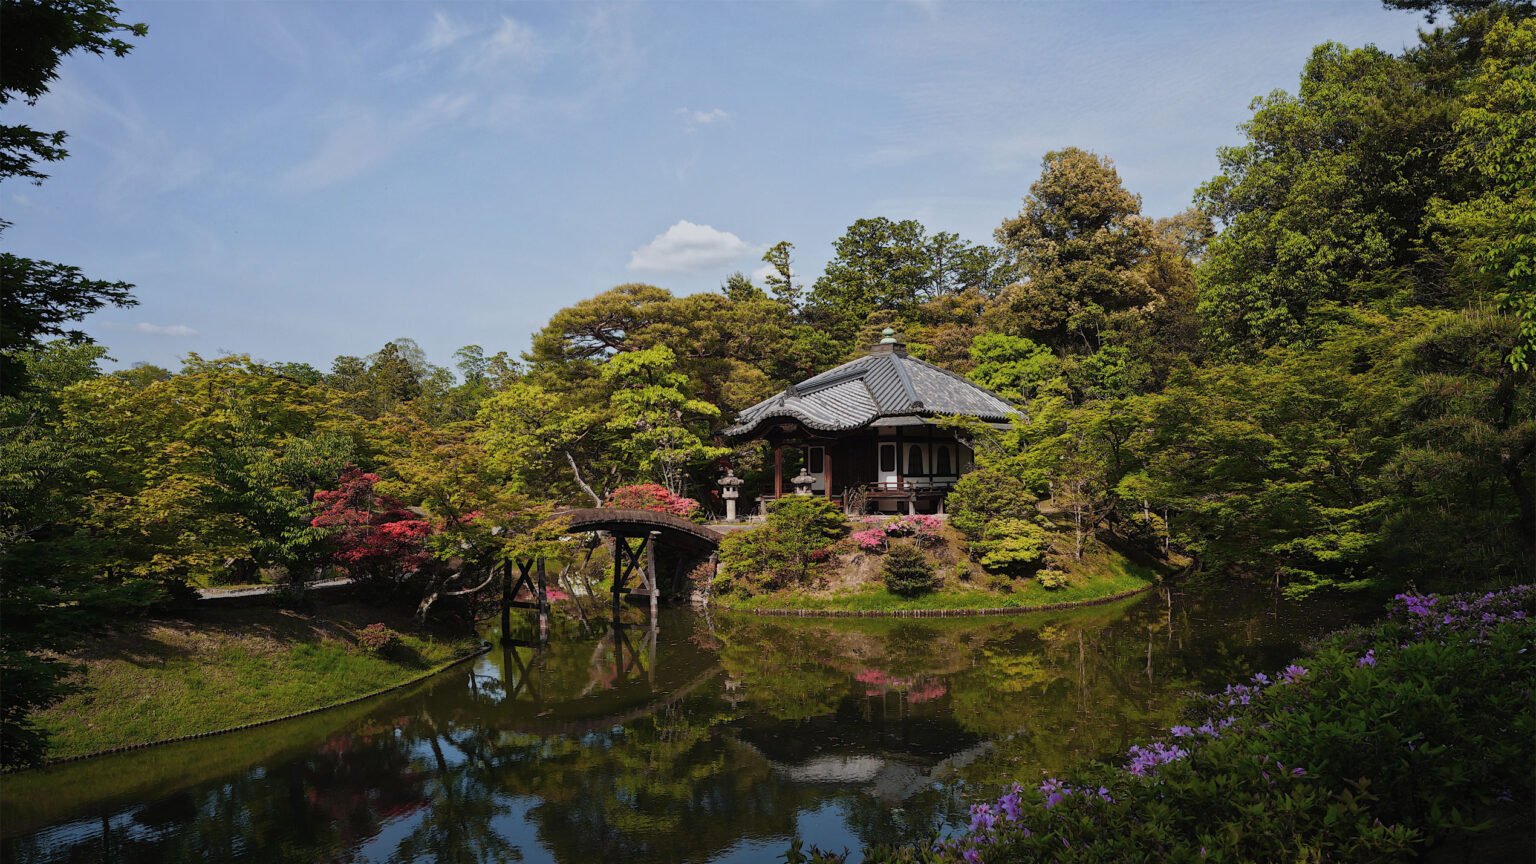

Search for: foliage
xmin=882 ymin=544 xmax=938 ymax=597
xmin=0 ymin=0 xmax=148 ymax=184
xmin=716 ymin=496 xmax=847 ymax=595
xmin=0 ymin=0 xmax=145 ymax=398
xmin=833 ymin=585 xmax=1536 ymax=864
xmin=311 ymin=469 xmax=431 ymax=585
xmin=965 ymin=333 xmax=1057 ymax=403
xmin=354 ymin=622 xmax=404 ymax=657
xmin=806 ymin=217 xmax=1014 ymax=343
xmin=1035 ymin=568 xmax=1070 ymax=590
xmin=604 ymin=483 xmax=702 ymax=519
xmin=946 ymin=467 xmax=1040 ymax=541
xmin=600 ymin=345 xmax=728 ymax=495
xmin=851 ymin=527 xmax=888 ymax=553
xmin=976 ymin=519 xmax=1053 ymax=578
xmin=1421 ymin=13 xmax=1536 ymax=369
xmin=0 ymin=254 xmax=136 ymax=397
xmin=854 ymin=515 xmax=947 ymax=554
xmin=990 ymin=148 xmax=1156 ymax=354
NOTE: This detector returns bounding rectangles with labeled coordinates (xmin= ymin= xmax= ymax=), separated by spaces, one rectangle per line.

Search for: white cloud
xmin=282 ymin=93 xmax=473 ymax=191
xmin=137 ymin=322 xmax=198 ymax=337
xmin=677 ymin=107 xmax=730 ymax=131
xmin=422 ymin=11 xmax=471 ymax=52
xmin=628 ymin=220 xmax=754 ymax=273
xmin=466 ymin=17 xmax=541 ymax=71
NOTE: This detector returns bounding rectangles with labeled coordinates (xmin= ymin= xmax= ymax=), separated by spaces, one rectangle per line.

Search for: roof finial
xmin=880 ymin=327 xmax=897 ymax=344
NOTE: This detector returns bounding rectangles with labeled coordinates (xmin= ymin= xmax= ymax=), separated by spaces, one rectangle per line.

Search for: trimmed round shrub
xmin=1036 ymin=568 xmax=1070 ymax=590
xmin=356 ymin=622 xmax=403 ymax=656
xmin=883 ymin=544 xmax=938 ymax=597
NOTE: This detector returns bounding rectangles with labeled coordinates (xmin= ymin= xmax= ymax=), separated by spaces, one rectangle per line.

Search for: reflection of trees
xmin=6 ymin=591 xmax=1359 ymax=864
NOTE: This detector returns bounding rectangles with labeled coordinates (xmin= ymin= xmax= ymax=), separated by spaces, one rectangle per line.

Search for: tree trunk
xmin=565 ymin=450 xmax=603 ymax=507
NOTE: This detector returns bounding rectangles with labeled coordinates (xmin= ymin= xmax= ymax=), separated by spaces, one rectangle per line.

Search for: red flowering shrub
xmin=605 ymin=484 xmax=701 ymax=520
xmin=356 ymin=622 xmax=403 ymax=656
xmin=852 ymin=527 xmax=888 ymax=552
xmin=311 ymin=468 xmax=431 ymax=582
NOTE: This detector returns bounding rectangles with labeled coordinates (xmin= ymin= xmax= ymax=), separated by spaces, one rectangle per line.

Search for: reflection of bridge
xmin=484 ymin=618 xmax=725 ymax=737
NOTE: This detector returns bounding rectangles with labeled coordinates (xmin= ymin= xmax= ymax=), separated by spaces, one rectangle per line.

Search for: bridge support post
xmin=611 ymin=534 xmax=622 ymax=622
xmin=536 ymin=557 xmax=549 ymax=643
xmin=499 ymin=560 xmax=512 ymax=645
xmin=646 ymin=530 xmax=660 ymax=624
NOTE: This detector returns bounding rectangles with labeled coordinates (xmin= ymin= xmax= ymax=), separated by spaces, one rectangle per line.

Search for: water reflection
xmin=1 ymin=588 xmax=1372 ymax=863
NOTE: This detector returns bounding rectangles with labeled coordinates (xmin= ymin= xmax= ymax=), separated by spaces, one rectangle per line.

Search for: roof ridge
xmin=885 ymin=352 xmax=922 ymax=411
xmin=794 ymin=361 xmax=872 ymax=396
xmin=900 ymin=353 xmax=1016 ymax=409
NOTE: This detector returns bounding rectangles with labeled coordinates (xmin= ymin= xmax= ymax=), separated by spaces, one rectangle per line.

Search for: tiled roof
xmin=723 ymin=349 xmax=1019 ymax=437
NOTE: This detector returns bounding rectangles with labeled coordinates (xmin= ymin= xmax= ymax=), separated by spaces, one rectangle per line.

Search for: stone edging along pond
xmin=725 ymin=584 xmax=1156 ymax=618
xmin=32 ymin=641 xmax=493 ymax=769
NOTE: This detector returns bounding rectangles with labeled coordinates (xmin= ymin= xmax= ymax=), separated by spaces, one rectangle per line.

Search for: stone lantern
xmin=717 ymin=469 xmax=744 ymax=521
xmin=791 ymin=467 xmax=817 ymax=496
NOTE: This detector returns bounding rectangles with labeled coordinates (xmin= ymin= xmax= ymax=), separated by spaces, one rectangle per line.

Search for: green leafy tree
xmin=1196 ymin=38 xmax=1458 ymax=353
xmin=717 ymin=496 xmax=847 ymax=594
xmin=0 ymin=0 xmax=147 ymax=184
xmin=991 ymin=148 xmax=1156 ymax=354
xmin=476 ymin=379 xmax=615 ymax=506
xmin=966 ymin=333 xmax=1058 ymax=403
xmin=1422 ymin=14 xmax=1536 ymax=369
xmin=807 ymin=218 xmax=1012 ymax=344
xmin=760 ymin=240 xmax=801 ymax=310
xmin=600 ymin=345 xmax=728 ymax=496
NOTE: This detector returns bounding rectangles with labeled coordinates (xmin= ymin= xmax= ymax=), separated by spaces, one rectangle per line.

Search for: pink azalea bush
xmin=851 ymin=514 xmax=947 ymax=553
xmin=852 ymin=527 xmax=889 ymax=552
xmin=605 ymin=484 xmax=701 ymax=520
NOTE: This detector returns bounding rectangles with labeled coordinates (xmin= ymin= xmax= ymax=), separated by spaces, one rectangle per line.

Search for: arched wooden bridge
xmin=498 ymin=508 xmax=725 ymax=632
xmin=552 ymin=508 xmax=724 ymax=553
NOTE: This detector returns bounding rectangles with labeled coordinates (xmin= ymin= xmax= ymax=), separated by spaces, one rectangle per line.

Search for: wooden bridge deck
xmin=552 ymin=508 xmax=724 ymax=551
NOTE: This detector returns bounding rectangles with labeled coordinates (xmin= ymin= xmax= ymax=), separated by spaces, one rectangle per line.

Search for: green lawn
xmin=717 ymin=543 xmax=1158 ymax=613
xmin=36 ymin=602 xmax=479 ymax=760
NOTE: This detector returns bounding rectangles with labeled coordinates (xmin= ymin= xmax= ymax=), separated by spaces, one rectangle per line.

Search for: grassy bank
xmin=34 ymin=602 xmax=479 ymax=760
xmin=717 ymin=543 xmax=1159 ymax=613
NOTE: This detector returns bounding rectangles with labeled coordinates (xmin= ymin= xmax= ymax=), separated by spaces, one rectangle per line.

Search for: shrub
xmin=716 ymin=496 xmax=848 ymax=595
xmin=356 ymin=623 xmax=403 ymax=657
xmin=835 ymin=584 xmax=1536 ymax=864
xmin=887 ymin=514 xmax=945 ymax=548
xmin=1035 ymin=568 xmax=1070 ymax=590
xmin=976 ymin=518 xmax=1052 ymax=576
xmin=883 ymin=544 xmax=938 ymax=597
xmin=851 ymin=527 xmax=888 ymax=553
xmin=946 ymin=467 xmax=1039 ymax=542
xmin=768 ymin=495 xmax=848 ymax=541
xmin=605 ymin=483 xmax=701 ymax=520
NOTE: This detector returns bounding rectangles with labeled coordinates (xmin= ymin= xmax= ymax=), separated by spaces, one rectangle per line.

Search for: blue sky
xmin=7 ymin=0 xmax=1426 ymax=372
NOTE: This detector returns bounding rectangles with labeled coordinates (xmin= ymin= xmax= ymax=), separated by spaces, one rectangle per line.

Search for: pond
xmin=0 ymin=588 xmax=1378 ymax=863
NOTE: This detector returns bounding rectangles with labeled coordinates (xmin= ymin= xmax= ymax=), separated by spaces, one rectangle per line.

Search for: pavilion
xmin=721 ymin=329 xmax=1019 ymax=515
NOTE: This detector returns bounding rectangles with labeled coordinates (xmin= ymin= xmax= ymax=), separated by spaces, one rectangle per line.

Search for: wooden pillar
xmin=646 ymin=531 xmax=660 ymax=623
xmin=536 ymin=557 xmax=549 ymax=642
xmin=895 ymin=426 xmax=906 ymax=514
xmin=824 ymin=447 xmax=835 ymax=501
xmin=499 ymin=560 xmax=512 ymax=645
xmin=611 ymin=535 xmax=622 ymax=622
xmin=773 ymin=444 xmax=784 ymax=498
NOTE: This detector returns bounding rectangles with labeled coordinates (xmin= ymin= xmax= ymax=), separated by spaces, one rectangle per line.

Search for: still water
xmin=1 ymin=588 xmax=1373 ymax=863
